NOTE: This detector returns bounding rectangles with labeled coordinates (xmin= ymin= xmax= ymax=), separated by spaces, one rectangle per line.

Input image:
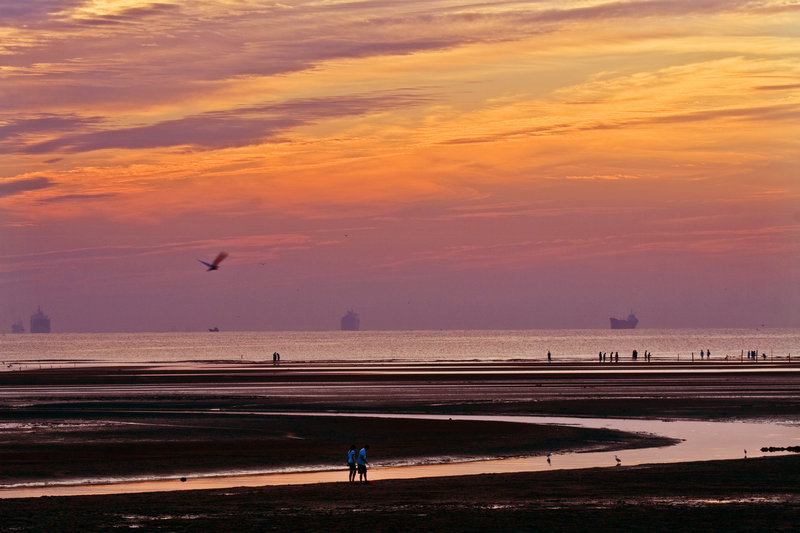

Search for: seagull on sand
xmin=199 ymin=252 xmax=228 ymax=271
xmin=615 ymin=455 xmax=621 ymax=466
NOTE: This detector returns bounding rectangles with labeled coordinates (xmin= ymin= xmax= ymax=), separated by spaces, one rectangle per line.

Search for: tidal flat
xmin=1 ymin=362 xmax=798 ymax=531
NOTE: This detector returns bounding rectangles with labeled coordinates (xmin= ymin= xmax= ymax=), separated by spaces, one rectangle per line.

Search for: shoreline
xmin=0 ymin=410 xmax=678 ymax=490
xmin=3 ymin=361 xmax=797 ymax=419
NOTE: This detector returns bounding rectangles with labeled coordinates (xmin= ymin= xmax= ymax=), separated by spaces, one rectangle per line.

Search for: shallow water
xmin=1 ymin=413 xmax=797 ymax=499
xmin=2 ymin=328 xmax=797 ymax=366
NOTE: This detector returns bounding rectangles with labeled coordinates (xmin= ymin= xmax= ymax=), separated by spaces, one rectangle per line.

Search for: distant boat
xmin=341 ymin=310 xmax=360 ymax=331
xmin=610 ymin=312 xmax=638 ymax=330
xmin=208 ymin=327 xmax=220 ymax=332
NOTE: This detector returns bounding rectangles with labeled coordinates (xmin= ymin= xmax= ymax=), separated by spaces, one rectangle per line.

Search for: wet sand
xmin=1 ymin=456 xmax=798 ymax=532
xmin=1 ymin=362 xmax=799 ymax=531
xmin=1 ymin=412 xmax=673 ymax=486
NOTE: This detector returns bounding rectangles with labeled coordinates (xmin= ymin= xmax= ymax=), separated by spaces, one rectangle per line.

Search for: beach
xmin=1 ymin=361 xmax=799 ymax=531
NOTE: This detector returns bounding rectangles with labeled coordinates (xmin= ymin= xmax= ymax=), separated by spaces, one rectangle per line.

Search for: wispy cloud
xmin=0 ymin=176 xmax=55 ymax=197
xmin=0 ymin=0 xmax=81 ymax=22
xmin=0 ymin=115 xmax=100 ymax=141
xmin=38 ymin=192 xmax=118 ymax=203
xmin=754 ymin=83 xmax=800 ymax=91
xmin=17 ymin=92 xmax=430 ymax=154
xmin=74 ymin=2 xmax=180 ymax=26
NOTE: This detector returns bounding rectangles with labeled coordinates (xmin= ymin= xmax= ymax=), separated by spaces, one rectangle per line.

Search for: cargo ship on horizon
xmin=341 ymin=309 xmax=360 ymax=331
xmin=30 ymin=307 xmax=51 ymax=333
xmin=610 ymin=312 xmax=638 ymax=330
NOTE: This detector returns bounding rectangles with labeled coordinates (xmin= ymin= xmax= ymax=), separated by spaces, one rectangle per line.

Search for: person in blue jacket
xmin=357 ymin=445 xmax=370 ymax=483
xmin=347 ymin=445 xmax=357 ymax=483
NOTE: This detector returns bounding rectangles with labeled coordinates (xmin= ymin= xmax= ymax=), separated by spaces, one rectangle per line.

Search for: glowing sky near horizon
xmin=1 ymin=0 xmax=799 ymax=332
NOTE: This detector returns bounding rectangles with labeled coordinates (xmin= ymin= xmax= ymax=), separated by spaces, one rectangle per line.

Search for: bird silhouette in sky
xmin=199 ymin=252 xmax=228 ymax=271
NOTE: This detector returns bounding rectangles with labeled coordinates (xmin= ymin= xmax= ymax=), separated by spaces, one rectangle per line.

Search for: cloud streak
xmin=17 ymin=92 xmax=430 ymax=154
xmin=3 ymin=1 xmax=784 ymax=113
xmin=0 ymin=176 xmax=55 ymax=197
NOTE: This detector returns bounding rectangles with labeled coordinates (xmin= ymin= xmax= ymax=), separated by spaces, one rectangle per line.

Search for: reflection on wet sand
xmin=1 ymin=413 xmax=797 ymax=499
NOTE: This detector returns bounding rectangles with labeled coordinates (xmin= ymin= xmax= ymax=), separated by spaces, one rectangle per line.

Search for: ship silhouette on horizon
xmin=30 ymin=307 xmax=51 ymax=333
xmin=341 ymin=309 xmax=360 ymax=331
xmin=610 ymin=312 xmax=638 ymax=330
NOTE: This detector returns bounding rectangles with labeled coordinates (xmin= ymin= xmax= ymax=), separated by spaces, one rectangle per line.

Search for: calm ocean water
xmin=1 ymin=329 xmax=798 ymax=366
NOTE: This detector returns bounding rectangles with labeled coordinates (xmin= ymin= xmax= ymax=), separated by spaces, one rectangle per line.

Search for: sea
xmin=1 ymin=328 xmax=798 ymax=367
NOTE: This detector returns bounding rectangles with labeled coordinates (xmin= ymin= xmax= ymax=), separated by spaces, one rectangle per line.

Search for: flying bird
xmin=199 ymin=252 xmax=228 ymax=271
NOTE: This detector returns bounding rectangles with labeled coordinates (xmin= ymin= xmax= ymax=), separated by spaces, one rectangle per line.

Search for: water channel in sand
xmin=1 ymin=413 xmax=798 ymax=499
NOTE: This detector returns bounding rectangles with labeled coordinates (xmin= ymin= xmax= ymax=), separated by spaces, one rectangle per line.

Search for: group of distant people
xmin=272 ymin=352 xmax=281 ymax=364
xmin=585 ymin=348 xmax=785 ymax=363
xmin=596 ymin=350 xmax=652 ymax=362
xmin=347 ymin=444 xmax=370 ymax=483
xmin=689 ymin=349 xmax=712 ymax=361
xmin=545 ymin=348 xmax=792 ymax=363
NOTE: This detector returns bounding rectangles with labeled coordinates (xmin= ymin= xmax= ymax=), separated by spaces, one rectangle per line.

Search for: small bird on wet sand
xmin=199 ymin=252 xmax=228 ymax=271
xmin=546 ymin=452 xmax=551 ymax=465
xmin=615 ymin=455 xmax=621 ymax=466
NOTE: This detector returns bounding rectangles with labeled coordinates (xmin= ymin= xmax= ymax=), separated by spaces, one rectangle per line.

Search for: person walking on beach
xmin=347 ymin=444 xmax=357 ymax=483
xmin=357 ymin=444 xmax=370 ymax=483
xmin=547 ymin=350 xmax=551 ymax=363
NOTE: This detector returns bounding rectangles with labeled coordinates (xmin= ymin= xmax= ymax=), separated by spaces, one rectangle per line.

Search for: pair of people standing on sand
xmin=348 ymin=444 xmax=370 ymax=483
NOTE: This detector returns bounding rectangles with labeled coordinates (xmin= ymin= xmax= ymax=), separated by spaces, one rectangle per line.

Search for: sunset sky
xmin=2 ymin=0 xmax=799 ymax=332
